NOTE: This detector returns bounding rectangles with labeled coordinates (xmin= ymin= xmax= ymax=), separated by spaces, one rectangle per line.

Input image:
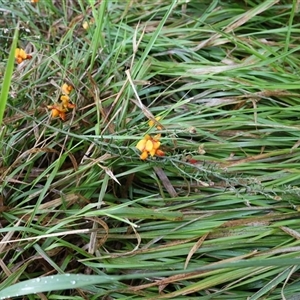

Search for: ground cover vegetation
xmin=1 ymin=0 xmax=300 ymax=299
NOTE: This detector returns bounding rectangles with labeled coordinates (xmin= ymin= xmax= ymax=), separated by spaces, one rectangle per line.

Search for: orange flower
xmin=47 ymin=104 xmax=67 ymax=121
xmin=47 ymin=83 xmax=76 ymax=121
xmin=61 ymin=83 xmax=73 ymax=95
xmin=47 ymin=101 xmax=75 ymax=121
xmin=136 ymin=134 xmax=164 ymax=160
xmin=155 ymin=149 xmax=165 ymax=157
xmin=60 ymin=95 xmax=70 ymax=105
xmin=15 ymin=48 xmax=32 ymax=64
xmin=60 ymin=95 xmax=75 ymax=109
xmin=31 ymin=0 xmax=39 ymax=2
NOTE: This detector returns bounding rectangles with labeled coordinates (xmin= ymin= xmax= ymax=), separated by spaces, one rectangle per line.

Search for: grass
xmin=1 ymin=0 xmax=300 ymax=298
xmin=0 ymin=23 xmax=18 ymax=125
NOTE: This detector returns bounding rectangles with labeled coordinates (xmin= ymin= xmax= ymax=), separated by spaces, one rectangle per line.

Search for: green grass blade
xmin=0 ymin=274 xmax=112 ymax=299
xmin=131 ymin=0 xmax=178 ymax=79
xmin=0 ymin=24 xmax=18 ymax=125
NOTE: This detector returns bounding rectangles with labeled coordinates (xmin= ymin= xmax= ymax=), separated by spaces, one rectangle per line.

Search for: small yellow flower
xmin=145 ymin=139 xmax=154 ymax=152
xmin=60 ymin=95 xmax=76 ymax=109
xmin=82 ymin=21 xmax=89 ymax=30
xmin=136 ymin=134 xmax=164 ymax=160
xmin=136 ymin=135 xmax=152 ymax=149
xmin=15 ymin=48 xmax=32 ymax=64
xmin=61 ymin=83 xmax=73 ymax=95
xmin=60 ymin=95 xmax=70 ymax=106
xmin=140 ymin=151 xmax=148 ymax=160
xmin=82 ymin=19 xmax=94 ymax=30
xmin=136 ymin=137 xmax=148 ymax=152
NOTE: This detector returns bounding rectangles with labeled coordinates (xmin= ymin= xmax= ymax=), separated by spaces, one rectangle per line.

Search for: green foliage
xmin=0 ymin=25 xmax=18 ymax=125
xmin=1 ymin=0 xmax=300 ymax=299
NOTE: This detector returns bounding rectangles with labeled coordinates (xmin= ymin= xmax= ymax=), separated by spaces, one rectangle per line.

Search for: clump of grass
xmin=1 ymin=0 xmax=300 ymax=299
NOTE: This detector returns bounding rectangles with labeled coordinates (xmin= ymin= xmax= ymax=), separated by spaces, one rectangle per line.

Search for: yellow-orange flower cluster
xmin=15 ymin=48 xmax=32 ymax=64
xmin=136 ymin=134 xmax=165 ymax=160
xmin=47 ymin=83 xmax=75 ymax=121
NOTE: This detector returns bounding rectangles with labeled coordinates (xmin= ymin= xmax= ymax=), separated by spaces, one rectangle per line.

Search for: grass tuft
xmin=1 ymin=0 xmax=300 ymax=299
